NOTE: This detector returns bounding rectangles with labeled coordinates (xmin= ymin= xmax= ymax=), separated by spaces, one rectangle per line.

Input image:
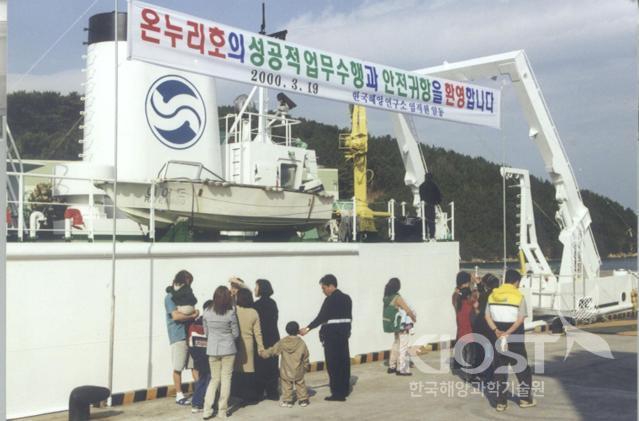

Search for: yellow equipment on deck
xmin=518 ymin=249 xmax=527 ymax=275
xmin=339 ymin=105 xmax=389 ymax=234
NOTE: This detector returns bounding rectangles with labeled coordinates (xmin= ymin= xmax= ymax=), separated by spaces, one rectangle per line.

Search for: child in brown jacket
xmin=260 ymin=321 xmax=310 ymax=407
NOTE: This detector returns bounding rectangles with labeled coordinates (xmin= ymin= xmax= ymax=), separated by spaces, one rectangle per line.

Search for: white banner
xmin=128 ymin=1 xmax=501 ymax=128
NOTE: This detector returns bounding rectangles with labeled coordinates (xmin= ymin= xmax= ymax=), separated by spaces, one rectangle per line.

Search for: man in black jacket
xmin=419 ymin=173 xmax=442 ymax=239
xmin=300 ymin=274 xmax=352 ymax=401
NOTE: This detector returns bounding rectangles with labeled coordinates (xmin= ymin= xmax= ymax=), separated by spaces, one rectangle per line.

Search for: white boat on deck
xmin=94 ymin=87 xmax=338 ymax=233
xmin=98 ymin=170 xmax=334 ymax=232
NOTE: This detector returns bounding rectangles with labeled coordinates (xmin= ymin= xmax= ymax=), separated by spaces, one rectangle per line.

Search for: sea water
xmin=461 ymin=256 xmax=637 ymax=273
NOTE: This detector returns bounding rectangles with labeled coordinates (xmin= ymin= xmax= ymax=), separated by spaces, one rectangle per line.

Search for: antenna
xmin=260 ymin=2 xmax=266 ymax=35
xmin=259 ymin=2 xmax=288 ymax=40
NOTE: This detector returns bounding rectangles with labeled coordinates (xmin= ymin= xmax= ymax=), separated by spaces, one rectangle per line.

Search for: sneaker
xmin=191 ymin=406 xmax=203 ymax=413
xmin=280 ymin=401 xmax=293 ymax=408
xmin=387 ymin=368 xmax=396 ymax=374
xmin=176 ymin=397 xmax=191 ymax=406
xmin=299 ymin=399 xmax=309 ymax=407
xmin=519 ymin=399 xmax=537 ymax=408
xmin=495 ymin=403 xmax=507 ymax=412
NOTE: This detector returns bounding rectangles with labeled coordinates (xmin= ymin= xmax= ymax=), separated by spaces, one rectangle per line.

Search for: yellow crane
xmin=339 ymin=105 xmax=389 ymax=235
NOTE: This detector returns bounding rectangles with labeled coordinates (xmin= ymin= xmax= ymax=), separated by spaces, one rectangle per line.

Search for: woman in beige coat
xmin=231 ymin=288 xmax=265 ymax=405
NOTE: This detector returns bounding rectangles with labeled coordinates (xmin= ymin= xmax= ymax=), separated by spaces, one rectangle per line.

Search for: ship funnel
xmin=79 ymin=11 xmax=223 ymax=183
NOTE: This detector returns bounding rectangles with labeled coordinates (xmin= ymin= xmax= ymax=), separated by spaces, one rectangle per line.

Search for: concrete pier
xmin=18 ymin=321 xmax=637 ymax=421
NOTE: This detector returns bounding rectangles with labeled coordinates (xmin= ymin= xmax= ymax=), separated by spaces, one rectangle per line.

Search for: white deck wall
xmin=7 ymin=241 xmax=459 ymax=418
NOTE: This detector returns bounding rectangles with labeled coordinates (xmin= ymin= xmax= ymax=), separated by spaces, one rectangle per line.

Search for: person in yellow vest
xmin=485 ymin=269 xmax=536 ymax=412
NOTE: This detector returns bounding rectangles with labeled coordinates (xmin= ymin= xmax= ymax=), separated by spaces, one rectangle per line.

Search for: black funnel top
xmin=87 ymin=12 xmax=127 ymax=45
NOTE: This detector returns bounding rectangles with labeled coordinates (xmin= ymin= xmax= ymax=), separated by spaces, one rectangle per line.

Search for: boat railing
xmin=156 ymin=160 xmax=225 ymax=182
xmin=5 ymin=170 xmax=149 ymax=241
xmin=221 ymin=111 xmax=302 ymax=147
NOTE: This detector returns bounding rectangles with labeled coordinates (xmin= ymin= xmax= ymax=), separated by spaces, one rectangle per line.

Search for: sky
xmin=8 ymin=0 xmax=638 ymax=210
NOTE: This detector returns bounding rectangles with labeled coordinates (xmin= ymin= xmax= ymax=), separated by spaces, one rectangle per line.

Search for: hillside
xmin=291 ymin=116 xmax=636 ymax=260
xmin=8 ymin=91 xmax=637 ymax=260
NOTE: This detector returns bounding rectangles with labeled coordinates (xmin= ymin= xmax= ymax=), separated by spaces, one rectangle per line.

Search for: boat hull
xmin=99 ymin=180 xmax=335 ymax=232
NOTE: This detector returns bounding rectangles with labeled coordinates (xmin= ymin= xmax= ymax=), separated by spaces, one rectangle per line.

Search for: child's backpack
xmin=188 ymin=317 xmax=210 ymax=375
xmin=382 ymin=294 xmax=402 ymax=333
xmin=188 ymin=317 xmax=207 ymax=349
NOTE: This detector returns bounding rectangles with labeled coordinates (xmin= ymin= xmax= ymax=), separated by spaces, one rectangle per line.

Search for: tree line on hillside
xmin=8 ymin=91 xmax=637 ymax=260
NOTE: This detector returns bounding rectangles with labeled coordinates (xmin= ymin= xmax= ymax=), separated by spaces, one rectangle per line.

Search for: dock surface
xmin=19 ymin=322 xmax=637 ymax=421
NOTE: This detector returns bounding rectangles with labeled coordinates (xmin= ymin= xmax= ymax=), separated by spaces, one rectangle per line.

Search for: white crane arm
xmin=415 ymin=50 xmax=601 ymax=280
xmin=391 ymin=113 xmax=428 ymax=207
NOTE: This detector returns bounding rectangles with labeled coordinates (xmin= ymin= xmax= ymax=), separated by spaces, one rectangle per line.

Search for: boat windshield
xmin=157 ymin=161 xmax=225 ymax=182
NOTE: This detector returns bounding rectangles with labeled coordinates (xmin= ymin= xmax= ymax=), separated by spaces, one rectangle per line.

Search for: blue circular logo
xmin=145 ymin=75 xmax=206 ymax=150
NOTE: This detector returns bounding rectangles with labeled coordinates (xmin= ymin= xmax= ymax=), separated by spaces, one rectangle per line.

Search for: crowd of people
xmin=165 ymin=268 xmax=534 ymax=417
xmin=164 ymin=271 xmax=351 ymax=419
xmin=381 ymin=269 xmax=536 ymax=412
xmin=450 ymin=269 xmax=536 ymax=412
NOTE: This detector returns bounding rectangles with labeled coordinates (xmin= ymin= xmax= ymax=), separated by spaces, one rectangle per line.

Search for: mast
xmin=256 ymin=2 xmax=267 ymax=143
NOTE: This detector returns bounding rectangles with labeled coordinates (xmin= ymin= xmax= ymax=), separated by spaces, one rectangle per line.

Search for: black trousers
xmin=255 ymin=356 xmax=280 ymax=400
xmin=451 ymin=340 xmax=478 ymax=380
xmin=425 ymin=205 xmax=436 ymax=239
xmin=323 ymin=334 xmax=351 ymax=398
xmin=492 ymin=339 xmax=532 ymax=405
xmin=231 ymin=372 xmax=258 ymax=402
xmin=473 ymin=320 xmax=496 ymax=380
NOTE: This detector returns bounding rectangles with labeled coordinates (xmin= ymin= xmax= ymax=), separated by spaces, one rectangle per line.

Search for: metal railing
xmin=338 ymin=198 xmax=454 ymax=243
xmin=522 ymin=271 xmax=629 ymax=322
xmin=221 ymin=111 xmax=302 ymax=147
xmin=9 ymin=170 xmax=458 ymax=245
xmin=352 ymin=196 xmax=357 ymax=241
xmin=5 ymin=119 xmax=23 ymax=230
xmin=5 ymin=171 xmax=147 ymax=241
xmin=398 ymin=200 xmax=454 ymax=241
xmin=387 ymin=198 xmax=396 ymax=241
xmin=449 ymin=201 xmax=455 ymax=240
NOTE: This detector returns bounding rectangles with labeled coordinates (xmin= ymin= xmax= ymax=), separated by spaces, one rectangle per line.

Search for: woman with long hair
xmin=231 ymin=288 xmax=265 ymax=405
xmin=451 ymin=271 xmax=479 ymax=378
xmin=253 ymin=279 xmax=280 ymax=401
xmin=202 ymin=286 xmax=239 ymax=420
xmin=474 ymin=273 xmax=500 ymax=380
xmin=383 ymin=277 xmax=416 ymax=376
